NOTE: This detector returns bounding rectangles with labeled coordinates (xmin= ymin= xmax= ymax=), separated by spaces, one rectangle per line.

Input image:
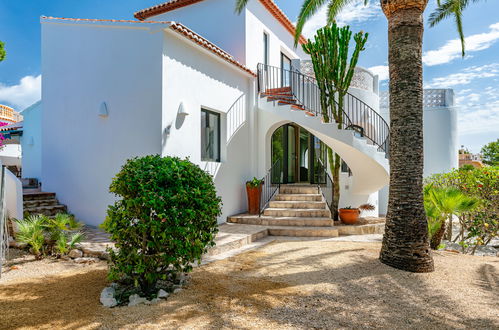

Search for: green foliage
xmin=14 ymin=215 xmax=47 ymax=258
xmin=0 ymin=41 xmax=5 ymax=62
xmin=302 ymin=23 xmax=367 ymax=220
xmin=302 ymin=23 xmax=368 ymax=125
xmin=14 ymin=213 xmax=83 ymax=258
xmin=481 ymin=139 xmax=499 ymax=166
xmin=425 ymin=167 xmax=499 ymax=253
xmin=423 ymin=185 xmax=480 ymax=249
xmin=101 ymin=155 xmax=222 ymax=295
xmin=246 ymin=177 xmax=264 ymax=188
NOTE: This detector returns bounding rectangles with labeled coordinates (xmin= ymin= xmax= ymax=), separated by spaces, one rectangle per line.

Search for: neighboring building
xmin=380 ymin=89 xmax=458 ymax=177
xmin=458 ymin=149 xmax=484 ymax=168
xmin=38 ymin=0 xmax=390 ymax=226
xmin=0 ymin=104 xmax=23 ymax=177
xmin=20 ymin=101 xmax=43 ymax=181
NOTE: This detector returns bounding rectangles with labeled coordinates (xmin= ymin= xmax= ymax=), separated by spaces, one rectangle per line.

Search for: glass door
xmin=271 ymin=124 xmax=327 ymax=184
xmin=299 ymin=128 xmax=310 ymax=182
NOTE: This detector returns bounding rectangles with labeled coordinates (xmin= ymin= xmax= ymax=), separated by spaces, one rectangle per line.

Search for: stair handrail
xmin=259 ymin=159 xmax=281 ymax=216
xmin=316 ymin=159 xmax=334 ymax=217
xmin=226 ymin=93 xmax=246 ymax=143
xmin=257 ymin=63 xmax=390 ymax=156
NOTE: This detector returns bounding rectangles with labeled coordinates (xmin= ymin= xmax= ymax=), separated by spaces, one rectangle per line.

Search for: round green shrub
xmin=102 ymin=155 xmax=222 ymax=295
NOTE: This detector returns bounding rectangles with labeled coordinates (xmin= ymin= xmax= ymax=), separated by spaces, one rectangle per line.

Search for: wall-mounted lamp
xmin=178 ymin=102 xmax=189 ymax=116
xmin=28 ymin=136 xmax=34 ymax=146
xmin=99 ymin=102 xmax=109 ymax=118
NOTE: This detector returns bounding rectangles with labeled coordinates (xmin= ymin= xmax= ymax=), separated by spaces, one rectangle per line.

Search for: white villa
xmin=7 ymin=0 xmax=456 ymax=231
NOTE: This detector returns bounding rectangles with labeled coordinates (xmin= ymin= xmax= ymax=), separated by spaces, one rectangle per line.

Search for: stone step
xmin=274 ymin=193 xmax=323 ymax=201
xmin=23 ymin=192 xmax=56 ymax=201
xmin=263 ymin=208 xmax=331 ymax=218
xmin=24 ymin=205 xmax=67 ymax=217
xmin=23 ymin=199 xmax=59 ymax=208
xmin=267 ymin=226 xmax=339 ymax=237
xmin=268 ymin=201 xmax=327 ymax=209
xmin=228 ymin=215 xmax=333 ymax=227
xmin=335 ymin=223 xmax=385 ymax=236
xmin=280 ymin=185 xmax=319 ymax=195
xmin=205 ymin=223 xmax=268 ymax=257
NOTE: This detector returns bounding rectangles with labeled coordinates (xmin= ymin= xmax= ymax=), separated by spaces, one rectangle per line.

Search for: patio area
xmin=1 ymin=240 xmax=497 ymax=329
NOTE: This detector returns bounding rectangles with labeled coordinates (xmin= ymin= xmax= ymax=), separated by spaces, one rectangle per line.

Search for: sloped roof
xmin=134 ymin=0 xmax=307 ymax=44
xmin=41 ymin=17 xmax=255 ymax=76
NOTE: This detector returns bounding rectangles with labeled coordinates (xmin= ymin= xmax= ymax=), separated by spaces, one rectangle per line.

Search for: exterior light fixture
xmin=28 ymin=136 xmax=34 ymax=146
xmin=178 ymin=102 xmax=189 ymax=116
xmin=99 ymin=102 xmax=109 ymax=118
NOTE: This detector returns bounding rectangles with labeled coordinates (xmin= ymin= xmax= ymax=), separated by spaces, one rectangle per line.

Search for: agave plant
xmin=14 ymin=214 xmax=49 ymax=259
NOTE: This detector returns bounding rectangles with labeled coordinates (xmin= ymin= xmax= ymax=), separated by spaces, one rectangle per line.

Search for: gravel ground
xmin=1 ymin=241 xmax=498 ymax=330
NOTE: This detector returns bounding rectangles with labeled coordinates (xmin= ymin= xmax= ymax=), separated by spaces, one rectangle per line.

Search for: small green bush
xmin=101 ymin=155 xmax=222 ymax=295
xmin=14 ymin=213 xmax=84 ymax=258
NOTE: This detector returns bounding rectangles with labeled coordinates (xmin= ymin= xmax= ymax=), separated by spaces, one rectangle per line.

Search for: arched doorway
xmin=271 ymin=123 xmax=327 ymax=184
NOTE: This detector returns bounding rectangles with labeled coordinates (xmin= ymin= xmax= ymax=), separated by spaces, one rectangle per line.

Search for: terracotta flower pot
xmin=339 ymin=208 xmax=360 ymax=225
xmin=246 ymin=184 xmax=262 ymax=215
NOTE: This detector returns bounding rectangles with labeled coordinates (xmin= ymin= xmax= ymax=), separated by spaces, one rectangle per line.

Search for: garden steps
xmin=274 ymin=193 xmax=322 ymax=201
xmin=23 ymin=191 xmax=68 ymax=216
xmin=263 ymin=208 xmax=331 ymax=218
xmin=228 ymin=214 xmax=333 ymax=227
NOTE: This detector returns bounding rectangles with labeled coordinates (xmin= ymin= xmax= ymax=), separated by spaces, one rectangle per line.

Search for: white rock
xmin=157 ymin=289 xmax=169 ymax=299
xmin=173 ymin=288 xmax=182 ymax=294
xmin=100 ymin=287 xmax=117 ymax=307
xmin=128 ymin=294 xmax=148 ymax=307
xmin=68 ymin=249 xmax=83 ymax=258
xmin=74 ymin=257 xmax=100 ymax=264
xmin=146 ymin=298 xmax=161 ymax=305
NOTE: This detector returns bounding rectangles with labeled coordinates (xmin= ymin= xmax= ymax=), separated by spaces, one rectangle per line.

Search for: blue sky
xmin=0 ymin=0 xmax=497 ymax=152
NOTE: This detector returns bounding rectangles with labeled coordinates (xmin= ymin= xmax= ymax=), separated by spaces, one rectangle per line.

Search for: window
xmin=201 ymin=109 xmax=221 ymax=162
xmin=281 ymin=52 xmax=291 ymax=86
xmin=263 ymin=32 xmax=269 ymax=66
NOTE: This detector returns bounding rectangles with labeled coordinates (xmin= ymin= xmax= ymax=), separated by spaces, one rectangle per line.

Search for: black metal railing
xmin=257 ymin=63 xmax=390 ymax=156
xmin=317 ymin=160 xmax=334 ymax=216
xmin=259 ymin=160 xmax=281 ymax=216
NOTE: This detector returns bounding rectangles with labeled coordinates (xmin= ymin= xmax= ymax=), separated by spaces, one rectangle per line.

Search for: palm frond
xmin=295 ymin=0 xmax=331 ymax=46
xmin=234 ymin=0 xmax=250 ymax=14
xmin=326 ymin=0 xmax=356 ymax=25
xmin=68 ymin=231 xmax=85 ymax=250
xmin=429 ymin=0 xmax=483 ymax=56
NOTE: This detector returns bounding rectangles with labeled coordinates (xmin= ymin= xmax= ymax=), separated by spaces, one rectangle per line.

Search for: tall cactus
xmin=303 ymin=23 xmax=368 ymax=220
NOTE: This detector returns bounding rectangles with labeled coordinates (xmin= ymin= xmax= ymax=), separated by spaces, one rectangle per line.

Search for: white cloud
xmin=423 ymin=22 xmax=499 ymax=66
xmin=368 ymin=65 xmax=389 ymax=81
xmin=300 ymin=1 xmax=381 ymax=38
xmin=451 ymin=87 xmax=499 ymax=136
xmin=0 ymin=75 xmax=41 ymax=110
xmin=425 ymin=63 xmax=499 ymax=88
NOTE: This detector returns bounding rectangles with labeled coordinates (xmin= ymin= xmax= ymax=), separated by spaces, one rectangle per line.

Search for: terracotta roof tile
xmin=41 ymin=17 xmax=255 ymax=76
xmin=134 ymin=0 xmax=307 ymax=44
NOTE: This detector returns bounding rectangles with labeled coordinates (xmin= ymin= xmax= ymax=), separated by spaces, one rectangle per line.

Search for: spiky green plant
xmin=424 ymin=185 xmax=480 ymax=248
xmin=14 ymin=215 xmax=48 ymax=258
xmin=302 ymin=23 xmax=368 ymax=221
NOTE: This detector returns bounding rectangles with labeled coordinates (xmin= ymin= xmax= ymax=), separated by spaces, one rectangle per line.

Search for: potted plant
xmin=246 ymin=177 xmax=264 ymax=215
xmin=339 ymin=204 xmax=375 ymax=225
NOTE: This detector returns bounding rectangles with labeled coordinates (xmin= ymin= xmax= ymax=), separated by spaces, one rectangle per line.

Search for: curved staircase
xmin=257 ymin=64 xmax=390 ymax=194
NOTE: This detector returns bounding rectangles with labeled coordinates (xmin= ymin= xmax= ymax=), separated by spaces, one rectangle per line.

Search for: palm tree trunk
xmin=379 ymin=4 xmax=434 ymax=272
xmin=430 ymin=221 xmax=446 ymax=250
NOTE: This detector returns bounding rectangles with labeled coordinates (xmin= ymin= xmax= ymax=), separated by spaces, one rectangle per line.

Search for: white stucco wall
xmin=4 ymin=166 xmax=23 ymax=220
xmin=245 ymin=0 xmax=309 ymax=69
xmin=147 ymin=0 xmax=247 ymax=65
xmin=423 ymin=107 xmax=459 ymax=177
xmin=162 ymin=30 xmax=255 ymax=223
xmin=20 ymin=101 xmax=42 ymax=180
xmin=41 ymin=20 xmax=164 ymax=226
